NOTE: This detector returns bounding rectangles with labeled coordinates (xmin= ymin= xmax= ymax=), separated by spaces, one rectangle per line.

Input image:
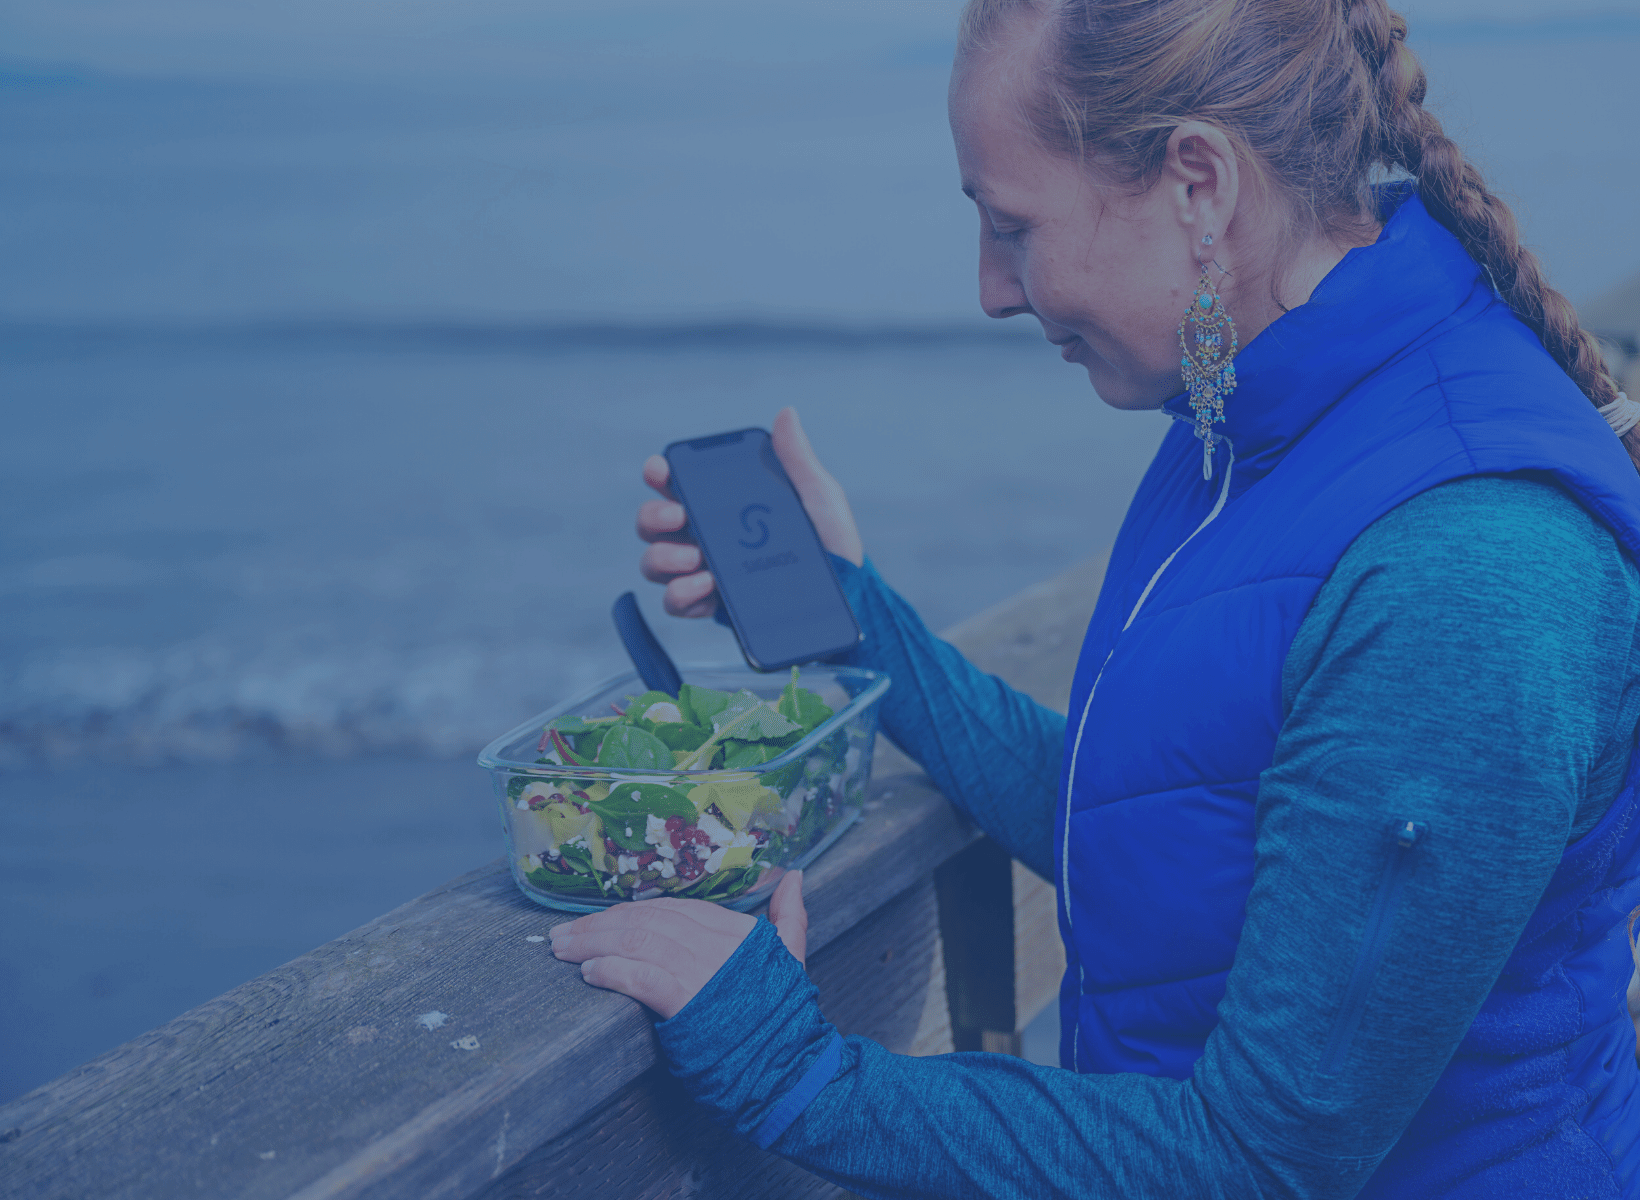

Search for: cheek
xmin=1019 ymin=249 xmax=1099 ymax=328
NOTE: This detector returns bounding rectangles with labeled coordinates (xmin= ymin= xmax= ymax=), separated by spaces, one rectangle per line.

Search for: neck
xmin=1229 ymin=224 xmax=1383 ymax=348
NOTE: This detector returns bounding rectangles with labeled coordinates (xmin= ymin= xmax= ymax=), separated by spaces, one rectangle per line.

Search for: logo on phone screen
xmin=737 ymin=503 xmax=772 ymax=549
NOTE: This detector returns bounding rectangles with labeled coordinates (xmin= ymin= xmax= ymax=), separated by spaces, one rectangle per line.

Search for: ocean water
xmin=0 ymin=326 xmax=1167 ymax=768
xmin=3 ymin=0 xmax=1635 ymax=1101
xmin=0 ymin=327 xmax=1168 ymax=1097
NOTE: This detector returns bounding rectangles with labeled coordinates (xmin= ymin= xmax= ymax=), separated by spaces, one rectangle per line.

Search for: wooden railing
xmin=0 ymin=558 xmax=1100 ymax=1200
xmin=5 ymin=548 xmax=1635 ymax=1199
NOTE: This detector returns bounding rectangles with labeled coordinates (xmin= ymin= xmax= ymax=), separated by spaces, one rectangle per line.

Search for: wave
xmin=0 ymin=636 xmax=631 ymax=770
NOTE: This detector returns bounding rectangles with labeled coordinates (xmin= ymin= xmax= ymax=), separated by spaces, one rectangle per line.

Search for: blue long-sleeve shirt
xmin=657 ymin=474 xmax=1640 ymax=1199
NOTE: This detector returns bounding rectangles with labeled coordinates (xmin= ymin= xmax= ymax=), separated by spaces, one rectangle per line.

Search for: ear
xmin=1162 ymin=121 xmax=1241 ymax=261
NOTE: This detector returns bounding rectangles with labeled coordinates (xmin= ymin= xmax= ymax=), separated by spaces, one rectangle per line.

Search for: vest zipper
xmin=1061 ymin=435 xmax=1234 ymax=1071
xmin=1318 ymin=818 xmax=1427 ymax=1077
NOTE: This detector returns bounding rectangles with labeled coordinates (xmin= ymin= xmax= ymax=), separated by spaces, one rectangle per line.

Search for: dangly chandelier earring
xmin=1178 ymin=233 xmax=1239 ymax=480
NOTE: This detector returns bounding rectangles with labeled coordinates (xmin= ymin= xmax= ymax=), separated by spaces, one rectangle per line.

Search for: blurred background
xmin=2 ymin=0 xmax=1636 ymax=1101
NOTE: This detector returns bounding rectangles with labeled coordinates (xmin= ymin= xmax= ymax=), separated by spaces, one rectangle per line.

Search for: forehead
xmin=948 ymin=22 xmax=1042 ymax=149
xmin=949 ymin=30 xmax=1074 ymax=201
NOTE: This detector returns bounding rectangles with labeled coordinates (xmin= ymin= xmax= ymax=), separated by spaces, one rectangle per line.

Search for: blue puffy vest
xmin=1056 ymin=186 xmax=1640 ymax=1192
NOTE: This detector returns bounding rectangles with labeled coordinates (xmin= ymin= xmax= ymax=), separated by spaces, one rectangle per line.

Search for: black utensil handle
xmin=612 ymin=592 xmax=683 ymax=697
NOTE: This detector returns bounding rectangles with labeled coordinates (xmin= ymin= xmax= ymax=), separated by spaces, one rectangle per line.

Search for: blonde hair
xmin=960 ymin=0 xmax=1635 ymax=466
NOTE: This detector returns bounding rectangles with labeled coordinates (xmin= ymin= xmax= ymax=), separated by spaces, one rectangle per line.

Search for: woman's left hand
xmin=550 ymin=869 xmax=809 ymax=1019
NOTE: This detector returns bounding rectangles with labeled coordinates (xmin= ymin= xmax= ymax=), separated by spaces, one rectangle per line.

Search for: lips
xmin=1055 ymin=336 xmax=1082 ymax=362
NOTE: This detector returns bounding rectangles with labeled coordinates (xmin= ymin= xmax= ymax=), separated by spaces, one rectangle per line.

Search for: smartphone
xmin=664 ymin=427 xmax=861 ymax=671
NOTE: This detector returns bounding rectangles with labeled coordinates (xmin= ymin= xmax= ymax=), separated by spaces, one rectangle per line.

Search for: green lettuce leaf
xmin=722 ymin=739 xmax=785 ymax=770
xmin=713 ymin=690 xmax=801 ymax=741
xmin=778 ymin=676 xmax=833 ymax=733
xmin=678 ymin=683 xmax=732 ymax=728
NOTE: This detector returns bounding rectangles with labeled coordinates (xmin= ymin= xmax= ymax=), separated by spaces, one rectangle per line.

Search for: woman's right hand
xmin=637 ymin=406 xmax=865 ymax=619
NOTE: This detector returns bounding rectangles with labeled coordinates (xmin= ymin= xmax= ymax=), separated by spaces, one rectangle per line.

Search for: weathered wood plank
xmin=939 ymin=556 xmax=1098 ymax=1047
xmin=0 ymin=767 xmax=974 ymax=1200
xmin=940 ymin=554 xmax=1106 ymax=715
xmin=1012 ymin=861 xmax=1064 ymax=1035
xmin=479 ymin=876 xmax=943 ymax=1200
xmin=0 ymin=553 xmax=1107 ymax=1200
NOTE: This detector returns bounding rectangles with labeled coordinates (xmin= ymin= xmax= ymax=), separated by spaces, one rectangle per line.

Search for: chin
xmin=1084 ymin=362 xmax=1170 ymax=412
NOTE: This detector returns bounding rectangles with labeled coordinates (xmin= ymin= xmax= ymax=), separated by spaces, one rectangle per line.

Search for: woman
xmin=549 ymin=0 xmax=1640 ymax=1194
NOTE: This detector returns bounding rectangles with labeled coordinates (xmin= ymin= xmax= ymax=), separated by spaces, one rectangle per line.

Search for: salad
xmin=504 ymin=667 xmax=853 ymax=905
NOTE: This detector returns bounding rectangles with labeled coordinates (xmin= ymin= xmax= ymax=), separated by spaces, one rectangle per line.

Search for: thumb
xmin=768 ymin=868 xmax=809 ymax=966
xmin=770 ymin=408 xmax=864 ymax=567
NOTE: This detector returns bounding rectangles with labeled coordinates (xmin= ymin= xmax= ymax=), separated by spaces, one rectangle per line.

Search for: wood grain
xmin=0 ymin=770 xmax=973 ymax=1200
xmin=478 ymin=877 xmax=944 ymax=1200
xmin=1012 ymin=861 xmax=1065 ymax=1034
xmin=0 ymin=554 xmax=1109 ymax=1200
xmin=939 ymin=553 xmax=1106 ymax=715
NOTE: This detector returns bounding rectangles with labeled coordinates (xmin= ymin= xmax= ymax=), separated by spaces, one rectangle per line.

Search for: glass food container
xmin=477 ymin=664 xmax=889 ymax=913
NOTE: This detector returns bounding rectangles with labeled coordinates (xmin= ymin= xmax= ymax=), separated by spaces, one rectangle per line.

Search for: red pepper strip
xmin=537 ymin=727 xmax=553 ymax=753
xmin=550 ymin=727 xmax=591 ymax=766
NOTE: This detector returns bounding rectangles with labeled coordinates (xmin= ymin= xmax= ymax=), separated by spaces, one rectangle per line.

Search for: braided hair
xmin=959 ymin=0 xmax=1635 ymax=465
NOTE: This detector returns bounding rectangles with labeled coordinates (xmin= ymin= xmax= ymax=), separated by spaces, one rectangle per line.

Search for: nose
xmin=977 ymin=223 xmax=1031 ymax=321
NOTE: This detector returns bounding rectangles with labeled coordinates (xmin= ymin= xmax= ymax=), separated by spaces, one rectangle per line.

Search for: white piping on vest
xmin=1060 ymin=437 xmax=1236 ymax=1070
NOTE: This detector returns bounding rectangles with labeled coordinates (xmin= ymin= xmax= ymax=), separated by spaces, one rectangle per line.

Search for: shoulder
xmin=1336 ymin=473 xmax=1634 ymax=599
xmin=1285 ymin=473 xmax=1640 ymax=708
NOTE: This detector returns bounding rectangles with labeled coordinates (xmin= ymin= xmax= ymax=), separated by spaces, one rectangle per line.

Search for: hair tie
xmin=1598 ymin=391 xmax=1640 ymax=438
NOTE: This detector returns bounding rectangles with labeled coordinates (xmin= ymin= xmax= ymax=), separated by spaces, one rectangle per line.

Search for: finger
xmin=664 ymin=570 xmax=719 ymax=618
xmin=768 ymin=869 xmax=809 ymax=966
xmin=579 ymin=955 xmax=690 ymax=1019
xmin=643 ymin=454 xmax=677 ymax=501
xmin=554 ymin=923 xmax=699 ymax=969
xmin=551 ymin=910 xmax=712 ymax=960
xmin=637 ymin=498 xmax=689 ymax=544
xmin=770 ymin=408 xmax=864 ymax=566
xmin=641 ymin=540 xmax=703 ymax=583
xmin=563 ymin=897 xmax=750 ymax=939
xmin=674 ymin=595 xmax=718 ymax=619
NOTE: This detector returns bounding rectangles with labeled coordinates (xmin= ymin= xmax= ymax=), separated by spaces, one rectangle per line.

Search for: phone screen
xmin=665 ymin=428 xmax=860 ymax=671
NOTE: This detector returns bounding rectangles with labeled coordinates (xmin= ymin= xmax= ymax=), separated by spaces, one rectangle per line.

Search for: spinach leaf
xmin=526 ymin=863 xmax=605 ymax=895
xmin=678 ymin=683 xmax=732 ymax=728
xmin=722 ymin=739 xmax=785 ymax=770
xmin=556 ymin=842 xmax=598 ymax=876
xmin=595 ymin=724 xmax=673 ymax=770
xmin=589 ymin=782 xmax=695 ymax=851
xmin=550 ymin=715 xmax=598 ymax=735
xmin=653 ymin=723 xmax=710 ymax=752
xmin=624 ymin=691 xmax=684 ymax=721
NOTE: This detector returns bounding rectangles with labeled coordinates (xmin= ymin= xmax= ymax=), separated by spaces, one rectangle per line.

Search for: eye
xmin=988 ymin=222 xmax=1026 ymax=245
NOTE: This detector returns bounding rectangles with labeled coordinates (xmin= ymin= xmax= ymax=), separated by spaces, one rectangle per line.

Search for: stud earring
xmin=1178 ymin=233 xmax=1238 ymax=480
